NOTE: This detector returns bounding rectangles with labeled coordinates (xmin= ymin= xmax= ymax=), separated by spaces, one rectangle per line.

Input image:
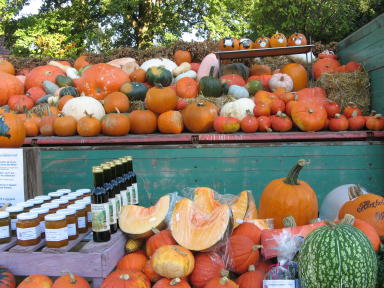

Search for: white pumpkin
xmin=319 ymin=184 xmax=368 ymax=221
xmin=140 ymin=58 xmax=177 ymax=72
xmin=220 ymin=98 xmax=255 ymax=121
xmin=197 ymin=53 xmax=219 ymax=81
xmin=269 ymin=73 xmax=294 ymax=92
xmin=108 ymin=57 xmax=139 ymax=75
xmin=173 ymin=62 xmax=191 ymax=77
xmin=175 ymin=70 xmax=197 ymax=82
xmin=48 ymin=60 xmax=80 ymax=79
xmin=228 ymin=85 xmax=249 ymax=99
xmin=62 ymin=95 xmax=105 ymax=121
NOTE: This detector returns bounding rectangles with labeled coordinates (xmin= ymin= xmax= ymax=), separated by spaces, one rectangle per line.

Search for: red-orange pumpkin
xmin=146 ymin=229 xmax=177 ymax=257
xmin=247 ymin=75 xmax=272 ymax=90
xmin=291 ymin=101 xmax=327 ymax=132
xmin=204 ymin=274 xmax=238 ymax=288
xmin=143 ymin=260 xmax=161 ymax=283
xmin=250 ymin=64 xmax=272 ymax=76
xmin=101 ymin=270 xmax=150 ymax=288
xmin=26 ymin=87 xmax=46 ymax=103
xmin=235 ymin=265 xmax=263 ymax=288
xmin=39 ymin=115 xmax=58 ymax=136
xmin=312 ymin=58 xmax=341 ymax=80
xmin=176 ymin=77 xmax=199 ymax=98
xmin=25 ymin=65 xmax=65 ymax=90
xmin=17 ymin=275 xmax=53 ymax=288
xmin=174 ymin=50 xmax=192 ymax=65
xmin=53 ymin=115 xmax=77 ymax=137
xmin=8 ymin=94 xmax=34 ymax=113
xmin=295 ymin=87 xmax=327 ymax=104
xmin=128 ymin=110 xmax=157 ymax=134
xmin=227 ymin=235 xmax=261 ymax=274
xmin=0 ymin=265 xmax=15 ymax=288
xmin=145 ymin=85 xmax=178 ymax=114
xmin=101 ymin=112 xmax=130 ymax=136
xmin=0 ymin=72 xmax=25 ymax=106
xmin=220 ymin=74 xmax=245 ymax=86
xmin=117 ymin=252 xmax=148 ymax=271
xmin=232 ymin=222 xmax=262 ymax=244
xmin=153 ymin=278 xmax=191 ymax=288
xmin=74 ymin=55 xmax=91 ymax=71
xmin=0 ymin=113 xmax=26 ymax=147
xmin=182 ymin=101 xmax=218 ymax=133
xmin=52 ymin=271 xmax=90 ymax=288
xmin=190 ymin=252 xmax=225 ymax=288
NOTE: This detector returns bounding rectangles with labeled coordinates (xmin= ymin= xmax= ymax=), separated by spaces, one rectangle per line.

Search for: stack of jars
xmin=1 ymin=188 xmax=92 ymax=248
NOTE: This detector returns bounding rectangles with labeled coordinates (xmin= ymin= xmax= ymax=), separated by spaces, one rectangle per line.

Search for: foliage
xmin=0 ymin=0 xmax=29 ymax=34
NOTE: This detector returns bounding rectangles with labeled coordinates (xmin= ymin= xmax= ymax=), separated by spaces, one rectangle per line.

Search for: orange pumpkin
xmin=26 ymin=86 xmax=46 ymax=103
xmin=232 ymin=222 xmax=261 ymax=244
xmin=103 ymin=92 xmax=130 ymax=113
xmin=151 ymin=245 xmax=195 ymax=279
xmin=287 ymin=33 xmax=307 ymax=46
xmin=52 ymin=271 xmax=90 ymax=288
xmin=280 ymin=63 xmax=308 ymax=91
xmin=17 ymin=274 xmax=53 ymax=288
xmin=157 ymin=110 xmax=184 ymax=134
xmin=227 ymin=235 xmax=261 ymax=274
xmin=39 ymin=115 xmax=58 ymax=136
xmin=270 ymin=32 xmax=287 ymax=47
xmin=0 ymin=59 xmax=15 ymax=75
xmin=259 ymin=159 xmax=318 ymax=228
xmin=219 ymin=38 xmax=239 ymax=51
xmin=0 ymin=72 xmax=25 ymax=106
xmin=182 ymin=101 xmax=218 ymax=133
xmin=247 ymin=75 xmax=272 ymax=90
xmin=174 ymin=50 xmax=192 ymax=65
xmin=145 ymin=85 xmax=177 ymax=114
xmin=143 ymin=260 xmax=161 ymax=283
xmin=236 ymin=265 xmax=263 ymax=288
xmin=312 ymin=58 xmax=341 ymax=80
xmin=76 ymin=113 xmax=101 ymax=137
xmin=204 ymin=274 xmax=238 ymax=288
xmin=128 ymin=110 xmax=157 ymax=134
xmin=250 ymin=64 xmax=272 ymax=76
xmin=338 ymin=186 xmax=384 ymax=237
xmin=101 ymin=112 xmax=130 ymax=136
xmin=8 ymin=94 xmax=34 ymax=113
xmin=53 ymin=115 xmax=77 ymax=136
xmin=0 ymin=113 xmax=26 ymax=147
xmin=190 ymin=252 xmax=225 ymax=288
xmin=117 ymin=252 xmax=148 ymax=271
xmin=74 ymin=55 xmax=91 ymax=71
xmin=239 ymin=39 xmax=253 ymax=50
xmin=295 ymin=87 xmax=328 ymax=105
xmin=273 ymin=87 xmax=294 ymax=103
xmin=24 ymin=118 xmax=40 ymax=137
xmin=130 ymin=68 xmax=147 ymax=83
xmin=74 ymin=63 xmax=130 ymax=100
xmin=253 ymin=37 xmax=270 ymax=49
xmin=25 ymin=65 xmax=65 ymax=90
xmin=146 ymin=229 xmax=177 ymax=257
xmin=291 ymin=101 xmax=327 ymax=132
xmin=176 ymin=77 xmax=199 ymax=98
xmin=153 ymin=278 xmax=191 ymax=288
xmin=101 ymin=270 xmax=150 ymax=288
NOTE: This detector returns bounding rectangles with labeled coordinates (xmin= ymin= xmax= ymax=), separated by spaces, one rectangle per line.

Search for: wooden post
xmin=23 ymin=147 xmax=43 ymax=200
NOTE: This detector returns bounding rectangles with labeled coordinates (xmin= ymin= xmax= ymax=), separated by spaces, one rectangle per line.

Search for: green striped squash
xmin=298 ymin=221 xmax=377 ymax=288
xmin=377 ymin=244 xmax=384 ymax=288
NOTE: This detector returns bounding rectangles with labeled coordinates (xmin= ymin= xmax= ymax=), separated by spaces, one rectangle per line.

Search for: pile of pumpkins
xmin=0 ymin=43 xmax=383 ymax=148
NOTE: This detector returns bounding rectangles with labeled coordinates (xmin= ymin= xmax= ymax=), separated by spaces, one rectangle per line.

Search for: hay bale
xmin=316 ymin=71 xmax=370 ymax=113
xmin=184 ymin=94 xmax=236 ymax=109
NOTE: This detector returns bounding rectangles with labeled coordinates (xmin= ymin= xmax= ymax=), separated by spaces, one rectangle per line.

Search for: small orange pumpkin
xmin=227 ymin=235 xmax=261 ymax=274
xmin=17 ymin=274 xmax=53 ymax=288
xmin=153 ymin=278 xmax=191 ymax=288
xmin=190 ymin=252 xmax=225 ymax=288
xmin=176 ymin=77 xmax=199 ymax=98
xmin=103 ymin=91 xmax=130 ymax=113
xmin=58 ymin=95 xmax=74 ymax=111
xmin=130 ymin=68 xmax=147 ymax=83
xmin=253 ymin=37 xmax=270 ymax=49
xmin=101 ymin=270 xmax=150 ymax=288
xmin=52 ymin=271 xmax=90 ymax=288
xmin=0 ymin=72 xmax=25 ymax=106
xmin=146 ymin=229 xmax=177 ymax=257
xmin=291 ymin=101 xmax=327 ymax=132
xmin=0 ymin=59 xmax=15 ymax=75
xmin=270 ymin=32 xmax=287 ymax=47
xmin=117 ymin=252 xmax=148 ymax=271
xmin=204 ymin=273 xmax=238 ymax=288
xmin=76 ymin=113 xmax=101 ymax=137
xmin=24 ymin=118 xmax=40 ymax=137
xmin=232 ymin=222 xmax=262 ymax=244
xmin=39 ymin=115 xmax=58 ymax=136
xmin=53 ymin=115 xmax=77 ymax=136
xmin=219 ymin=38 xmax=239 ymax=51
xmin=74 ymin=55 xmax=91 ymax=71
xmin=145 ymin=85 xmax=177 ymax=114
xmin=174 ymin=50 xmax=192 ymax=65
xmin=101 ymin=111 xmax=130 ymax=136
xmin=143 ymin=260 xmax=161 ymax=283
xmin=287 ymin=33 xmax=307 ymax=46
xmin=239 ymin=38 xmax=253 ymax=50
xmin=236 ymin=265 xmax=263 ymax=288
xmin=128 ymin=110 xmax=157 ymax=134
xmin=0 ymin=113 xmax=26 ymax=147
xmin=157 ymin=111 xmax=184 ymax=134
xmin=250 ymin=64 xmax=272 ymax=76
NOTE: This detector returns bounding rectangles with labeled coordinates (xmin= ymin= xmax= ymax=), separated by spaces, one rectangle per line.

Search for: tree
xmin=0 ymin=0 xmax=29 ymax=35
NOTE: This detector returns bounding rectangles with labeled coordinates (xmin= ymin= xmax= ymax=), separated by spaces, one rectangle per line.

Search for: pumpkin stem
xmin=283 ymin=216 xmax=297 ymax=227
xmin=115 ymin=107 xmax=121 ymax=114
xmin=266 ymin=127 xmax=272 ymax=132
xmin=154 ymin=82 xmax=164 ymax=89
xmin=335 ymin=113 xmax=341 ymax=118
xmin=348 ymin=185 xmax=363 ymax=200
xmin=341 ymin=214 xmax=355 ymax=225
xmin=151 ymin=227 xmax=160 ymax=234
xmin=219 ymin=277 xmax=229 ymax=286
xmin=252 ymin=245 xmax=263 ymax=251
xmin=248 ymin=265 xmax=256 ymax=272
xmin=120 ymin=274 xmax=130 ymax=280
xmin=325 ymin=220 xmax=337 ymax=229
xmin=61 ymin=270 xmax=77 ymax=284
xmin=279 ymin=76 xmax=285 ymax=82
xmin=283 ymin=159 xmax=309 ymax=185
xmin=220 ymin=270 xmax=229 ymax=278
xmin=197 ymin=102 xmax=205 ymax=107
xmin=208 ymin=66 xmax=215 ymax=78
xmin=170 ymin=278 xmax=181 ymax=286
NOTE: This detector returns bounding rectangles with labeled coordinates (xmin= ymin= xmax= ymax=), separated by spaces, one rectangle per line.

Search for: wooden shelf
xmin=215 ymin=45 xmax=314 ymax=59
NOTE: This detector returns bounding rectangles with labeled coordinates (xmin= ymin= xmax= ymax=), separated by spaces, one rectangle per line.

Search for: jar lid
xmin=83 ymin=196 xmax=91 ymax=202
xmin=45 ymin=213 xmax=66 ymax=221
xmin=70 ymin=192 xmax=83 ymax=197
xmin=41 ymin=203 xmax=60 ymax=209
xmin=18 ymin=202 xmax=34 ymax=208
xmin=0 ymin=211 xmax=10 ymax=218
xmin=75 ymin=199 xmax=90 ymax=205
xmin=67 ymin=203 xmax=86 ymax=210
xmin=29 ymin=199 xmax=44 ymax=205
xmin=30 ymin=207 xmax=49 ymax=214
xmin=56 ymin=208 xmax=76 ymax=216
xmin=17 ymin=212 xmax=38 ymax=220
xmin=48 ymin=191 xmax=64 ymax=197
xmin=61 ymin=194 xmax=77 ymax=201
xmin=52 ymin=199 xmax=69 ymax=204
xmin=35 ymin=195 xmax=51 ymax=201
xmin=56 ymin=188 xmax=71 ymax=194
xmin=6 ymin=205 xmax=24 ymax=213
xmin=76 ymin=188 xmax=90 ymax=194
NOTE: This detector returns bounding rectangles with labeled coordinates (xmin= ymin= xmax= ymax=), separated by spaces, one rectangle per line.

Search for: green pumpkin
xmin=120 ymin=82 xmax=148 ymax=101
xmin=245 ymin=80 xmax=263 ymax=95
xmin=56 ymin=75 xmax=74 ymax=87
xmin=36 ymin=94 xmax=52 ymax=104
xmin=298 ymin=219 xmax=377 ymax=288
xmin=146 ymin=66 xmax=173 ymax=86
xmin=199 ymin=66 xmax=223 ymax=98
xmin=220 ymin=63 xmax=250 ymax=80
xmin=43 ymin=80 xmax=59 ymax=94
xmin=59 ymin=86 xmax=79 ymax=97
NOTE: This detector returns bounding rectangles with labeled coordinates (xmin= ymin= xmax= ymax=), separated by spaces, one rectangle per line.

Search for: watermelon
xmin=298 ymin=221 xmax=377 ymax=288
xmin=377 ymin=244 xmax=384 ymax=288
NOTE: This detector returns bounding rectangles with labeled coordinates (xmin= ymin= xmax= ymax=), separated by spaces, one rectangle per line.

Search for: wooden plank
xmin=370 ymin=68 xmax=384 ymax=111
xmin=9 ymin=239 xmax=46 ymax=253
xmin=0 ymin=238 xmax=17 ymax=252
xmin=41 ymin=230 xmax=90 ymax=253
xmin=80 ymin=230 xmax=125 ymax=254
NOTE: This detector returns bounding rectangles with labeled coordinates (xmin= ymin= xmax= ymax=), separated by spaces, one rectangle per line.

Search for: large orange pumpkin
xmin=74 ymin=63 xmax=130 ymax=100
xmin=25 ymin=65 xmax=65 ymax=90
xmin=101 ymin=270 xmax=150 ymax=288
xmin=146 ymin=229 xmax=177 ymax=257
xmin=74 ymin=55 xmax=91 ymax=71
xmin=145 ymin=85 xmax=177 ymax=114
xmin=259 ymin=159 xmax=318 ymax=228
xmin=227 ymin=235 xmax=261 ymax=274
xmin=52 ymin=271 xmax=90 ymax=288
xmin=0 ymin=59 xmax=15 ymax=75
xmin=128 ymin=110 xmax=157 ymax=134
xmin=153 ymin=278 xmax=191 ymax=288
xmin=338 ymin=186 xmax=384 ymax=237
xmin=291 ymin=101 xmax=327 ymax=131
xmin=0 ymin=113 xmax=26 ymax=147
xmin=0 ymin=72 xmax=25 ymax=106
xmin=182 ymin=101 xmax=218 ymax=133
xmin=17 ymin=274 xmax=53 ymax=288
xmin=190 ymin=252 xmax=225 ymax=288
xmin=117 ymin=252 xmax=148 ymax=271
xmin=280 ymin=63 xmax=308 ymax=91
xmin=312 ymin=58 xmax=341 ymax=80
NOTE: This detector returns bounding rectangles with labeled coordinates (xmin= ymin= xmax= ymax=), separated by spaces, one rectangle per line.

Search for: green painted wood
xmin=370 ymin=69 xmax=384 ymax=110
xmin=40 ymin=142 xmax=384 ymax=209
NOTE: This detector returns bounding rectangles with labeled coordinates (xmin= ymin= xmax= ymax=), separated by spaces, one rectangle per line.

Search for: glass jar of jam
xmin=6 ymin=205 xmax=24 ymax=237
xmin=34 ymin=195 xmax=51 ymax=203
xmin=56 ymin=189 xmax=71 ymax=195
xmin=48 ymin=191 xmax=64 ymax=200
xmin=57 ymin=208 xmax=78 ymax=240
xmin=67 ymin=203 xmax=87 ymax=233
xmin=18 ymin=202 xmax=34 ymax=212
xmin=41 ymin=203 xmax=60 ymax=214
xmin=28 ymin=198 xmax=44 ymax=208
xmin=16 ymin=212 xmax=41 ymax=246
xmin=45 ymin=214 xmax=68 ymax=248
xmin=61 ymin=194 xmax=77 ymax=205
xmin=75 ymin=198 xmax=91 ymax=228
xmin=71 ymin=191 xmax=84 ymax=200
xmin=0 ymin=211 xmax=11 ymax=244
xmin=30 ymin=207 xmax=49 ymax=238
xmin=76 ymin=188 xmax=91 ymax=198
xmin=51 ymin=199 xmax=69 ymax=209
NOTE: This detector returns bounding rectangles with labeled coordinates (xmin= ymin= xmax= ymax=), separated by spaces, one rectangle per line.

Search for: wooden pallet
xmin=0 ymin=230 xmax=126 ymax=287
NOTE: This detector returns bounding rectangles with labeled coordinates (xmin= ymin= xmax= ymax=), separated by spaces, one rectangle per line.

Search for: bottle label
xmin=45 ymin=227 xmax=68 ymax=241
xmin=121 ymin=190 xmax=128 ymax=206
xmin=17 ymin=226 xmax=40 ymax=241
xmin=109 ymin=198 xmax=117 ymax=224
xmin=91 ymin=203 xmax=109 ymax=232
xmin=11 ymin=219 xmax=17 ymax=231
xmin=78 ymin=216 xmax=86 ymax=229
xmin=127 ymin=186 xmax=133 ymax=205
xmin=87 ymin=211 xmax=92 ymax=222
xmin=68 ymin=223 xmax=77 ymax=236
xmin=116 ymin=194 xmax=121 ymax=216
xmin=0 ymin=226 xmax=10 ymax=239
xmin=40 ymin=221 xmax=45 ymax=233
xmin=132 ymin=183 xmax=139 ymax=204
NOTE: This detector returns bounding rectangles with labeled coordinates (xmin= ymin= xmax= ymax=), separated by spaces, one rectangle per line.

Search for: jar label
xmin=0 ymin=226 xmax=10 ymax=239
xmin=11 ymin=219 xmax=17 ymax=231
xmin=121 ymin=189 xmax=128 ymax=206
xmin=91 ymin=203 xmax=109 ymax=232
xmin=109 ymin=197 xmax=117 ymax=224
xmin=126 ymin=186 xmax=133 ymax=205
xmin=116 ymin=194 xmax=121 ymax=215
xmin=17 ymin=226 xmax=40 ymax=241
xmin=68 ymin=223 xmax=77 ymax=236
xmin=87 ymin=211 xmax=92 ymax=222
xmin=78 ymin=216 xmax=86 ymax=229
xmin=40 ymin=221 xmax=45 ymax=233
xmin=45 ymin=227 xmax=68 ymax=241
xmin=132 ymin=183 xmax=139 ymax=204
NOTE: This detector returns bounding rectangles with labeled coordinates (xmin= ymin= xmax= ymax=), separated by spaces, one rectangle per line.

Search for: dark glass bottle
xmin=113 ymin=159 xmax=124 ymax=217
xmin=91 ymin=166 xmax=111 ymax=242
xmin=122 ymin=157 xmax=133 ymax=205
xmin=126 ymin=156 xmax=139 ymax=204
xmin=109 ymin=161 xmax=122 ymax=227
xmin=101 ymin=163 xmax=118 ymax=234
xmin=119 ymin=157 xmax=129 ymax=206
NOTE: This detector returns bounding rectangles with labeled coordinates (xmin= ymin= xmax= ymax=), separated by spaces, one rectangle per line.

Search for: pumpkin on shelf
xmin=287 ymin=33 xmax=307 ymax=46
xmin=280 ymin=63 xmax=308 ymax=91
xmin=17 ymin=275 xmax=53 ymax=288
xmin=157 ymin=110 xmax=184 ymax=134
xmin=270 ymin=32 xmax=287 ymax=47
xmin=128 ymin=110 xmax=157 ymax=134
xmin=240 ymin=111 xmax=258 ymax=133
xmin=348 ymin=111 xmax=366 ymax=131
xmin=103 ymin=92 xmax=130 ymax=114
xmin=76 ymin=112 xmax=101 ymax=137
xmin=62 ymin=95 xmax=105 ymax=121
xmin=101 ymin=111 xmax=130 ymax=136
xmin=236 ymin=265 xmax=263 ymax=288
xmin=239 ymin=38 xmax=253 ymax=50
xmin=117 ymin=252 xmax=148 ymax=271
xmin=145 ymin=84 xmax=177 ymax=114
xmin=204 ymin=271 xmax=238 ymax=288
xmin=25 ymin=65 xmax=65 ymax=90
xmin=0 ymin=265 xmax=15 ymax=288
xmin=101 ymin=270 xmax=150 ymax=288
xmin=190 ymin=252 xmax=225 ymax=288
xmin=53 ymin=115 xmax=77 ymax=137
xmin=213 ymin=116 xmax=240 ymax=134
xmin=329 ymin=113 xmax=349 ymax=131
xmin=0 ymin=113 xmax=26 ymax=148
xmin=253 ymin=37 xmax=270 ymax=49
xmin=259 ymin=159 xmax=318 ymax=228
xmin=153 ymin=278 xmax=191 ymax=288
xmin=146 ymin=229 xmax=177 ymax=256
xmin=220 ymin=98 xmax=255 ymax=121
xmin=219 ymin=37 xmax=240 ymax=51
xmin=52 ymin=271 xmax=90 ymax=288
xmin=174 ymin=50 xmax=192 ymax=65
xmin=291 ymin=101 xmax=327 ymax=132
xmin=268 ymin=73 xmax=293 ymax=92
xmin=24 ymin=118 xmax=40 ymax=137
xmin=182 ymin=101 xmax=218 ymax=133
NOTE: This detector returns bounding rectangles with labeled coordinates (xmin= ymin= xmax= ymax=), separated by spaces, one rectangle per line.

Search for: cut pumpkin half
xmin=119 ymin=194 xmax=171 ymax=239
xmin=170 ymin=197 xmax=232 ymax=251
xmin=231 ymin=190 xmax=258 ymax=228
xmin=193 ymin=187 xmax=221 ymax=214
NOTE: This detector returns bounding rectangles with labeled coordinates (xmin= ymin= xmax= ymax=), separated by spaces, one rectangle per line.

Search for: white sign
xmin=263 ymin=280 xmax=297 ymax=288
xmin=0 ymin=149 xmax=24 ymax=206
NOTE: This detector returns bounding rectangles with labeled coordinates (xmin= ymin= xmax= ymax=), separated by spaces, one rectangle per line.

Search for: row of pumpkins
xmin=0 ymin=160 xmax=383 ymax=287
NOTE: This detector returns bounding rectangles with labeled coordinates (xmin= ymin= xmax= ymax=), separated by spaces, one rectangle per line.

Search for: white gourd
xmin=62 ymin=95 xmax=105 ymax=121
xmin=173 ymin=62 xmax=192 ymax=77
xmin=175 ymin=70 xmax=197 ymax=82
xmin=268 ymin=73 xmax=293 ymax=92
xmin=220 ymin=98 xmax=255 ymax=121
xmin=140 ymin=58 xmax=177 ymax=72
xmin=48 ymin=61 xmax=80 ymax=79
xmin=228 ymin=85 xmax=250 ymax=99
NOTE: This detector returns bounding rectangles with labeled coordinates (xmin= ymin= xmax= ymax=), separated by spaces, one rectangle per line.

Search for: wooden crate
xmin=0 ymin=230 xmax=126 ymax=287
